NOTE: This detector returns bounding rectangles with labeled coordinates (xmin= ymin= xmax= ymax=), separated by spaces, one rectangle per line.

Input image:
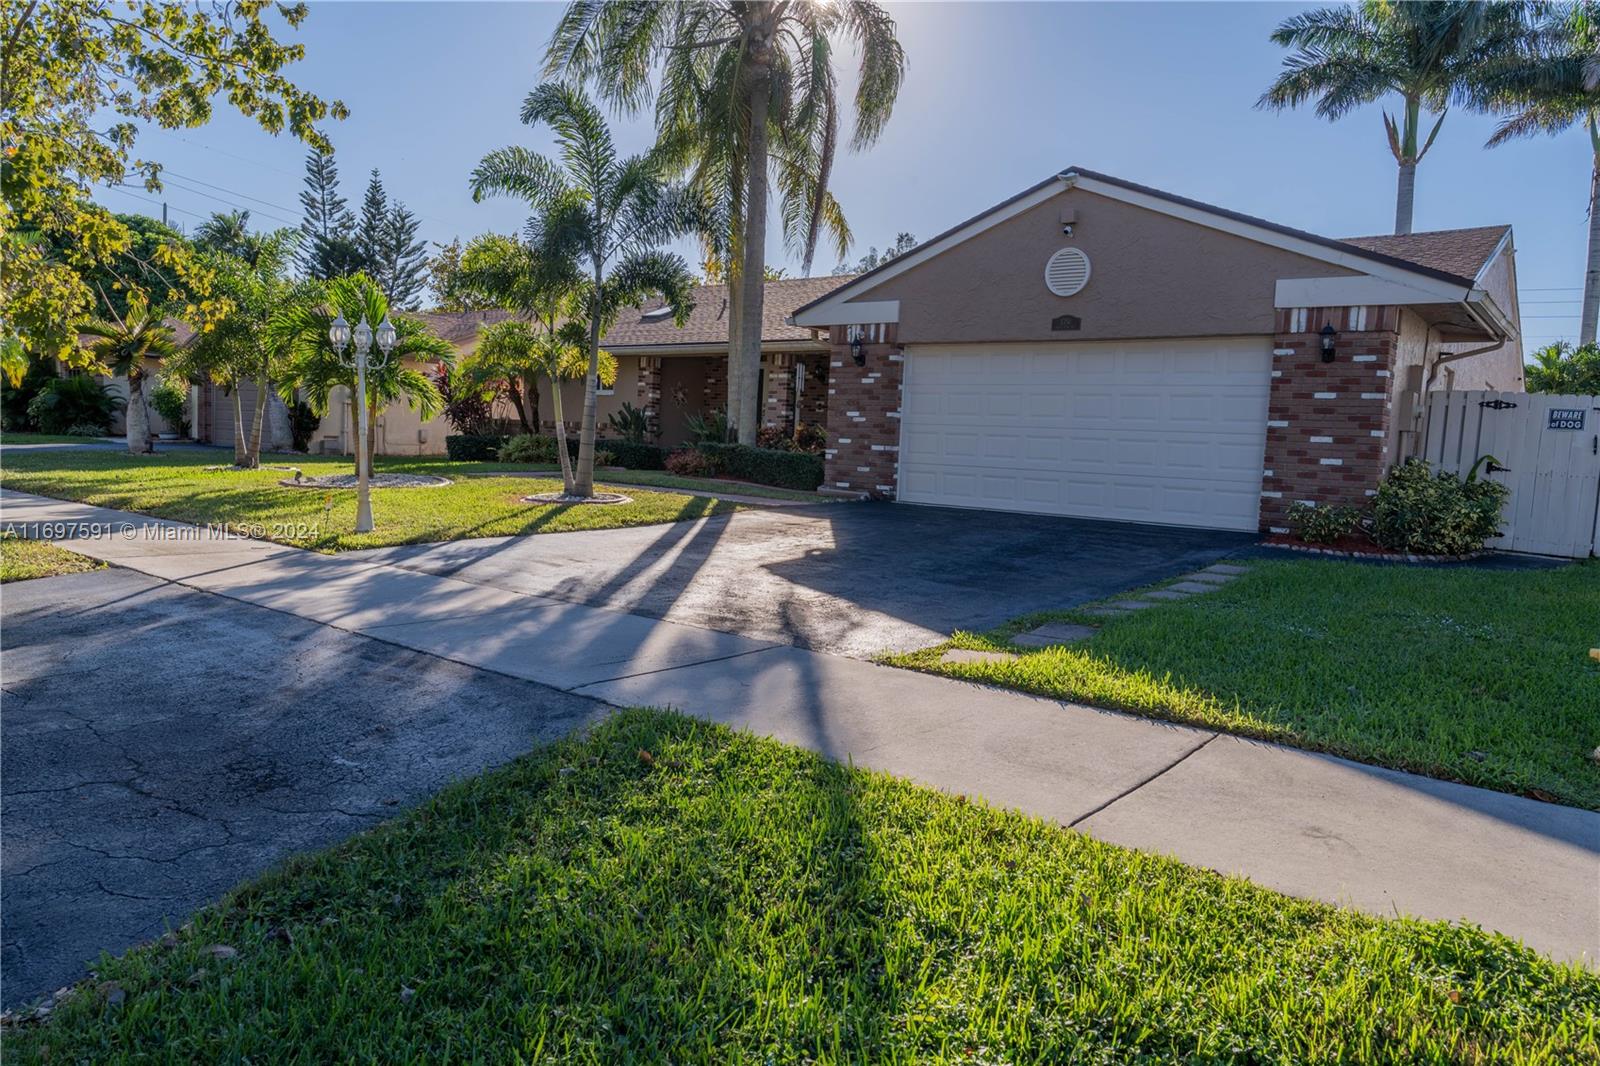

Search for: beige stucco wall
xmin=849 ymin=189 xmax=1360 ymax=344
xmin=1437 ymin=248 xmax=1525 ymax=391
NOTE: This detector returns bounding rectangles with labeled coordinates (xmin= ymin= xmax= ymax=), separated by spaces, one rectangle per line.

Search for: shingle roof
xmin=600 ymin=275 xmax=854 ymax=349
xmin=410 ymin=309 xmax=515 ymax=346
xmin=1336 ymin=226 xmax=1510 ymax=286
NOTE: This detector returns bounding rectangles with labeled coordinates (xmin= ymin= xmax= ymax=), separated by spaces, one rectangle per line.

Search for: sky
xmin=99 ymin=1 xmax=1577 ymax=355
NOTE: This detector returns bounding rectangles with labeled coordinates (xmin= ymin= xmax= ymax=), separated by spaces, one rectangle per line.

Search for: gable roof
xmin=410 ymin=309 xmax=515 ymax=346
xmin=602 ymin=275 xmax=854 ymax=349
xmin=1337 ymin=227 xmax=1510 ymax=285
xmin=793 ymin=167 xmax=1510 ymax=324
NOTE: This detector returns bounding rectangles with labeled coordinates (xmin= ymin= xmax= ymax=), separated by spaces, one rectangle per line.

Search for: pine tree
xmin=382 ymin=201 xmax=429 ymax=309
xmin=298 ymin=150 xmax=354 ymax=279
xmin=356 ymin=169 xmax=389 ymax=279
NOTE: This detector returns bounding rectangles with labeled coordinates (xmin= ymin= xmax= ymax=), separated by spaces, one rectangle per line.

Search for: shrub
xmin=593 ymin=448 xmax=617 ymax=467
xmin=150 ymin=377 xmax=189 ymax=435
xmin=756 ymin=422 xmax=828 ymax=455
xmin=1 ymin=359 xmax=59 ymax=431
xmin=606 ymin=402 xmax=650 ymax=444
xmin=1370 ymin=458 xmax=1509 ymax=556
xmin=497 ymin=434 xmax=559 ymax=464
xmin=684 ymin=409 xmax=729 ymax=444
xmin=26 ymin=376 xmax=123 ymax=434
xmin=289 ymin=401 xmax=320 ymax=453
xmin=693 ymin=442 xmax=824 ymax=490
xmin=445 ymin=434 xmax=508 ymax=461
xmin=665 ymin=448 xmax=717 ymax=478
xmin=66 ymin=422 xmax=110 ymax=437
xmin=597 ymin=439 xmax=668 ymax=470
xmin=1287 ymin=502 xmax=1363 ymax=545
xmin=438 ymin=368 xmax=496 ymax=436
xmin=1525 ymin=340 xmax=1600 ymax=395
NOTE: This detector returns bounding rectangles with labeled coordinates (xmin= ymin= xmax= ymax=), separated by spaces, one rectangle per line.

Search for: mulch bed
xmin=1259 ymin=534 xmax=1484 ymax=563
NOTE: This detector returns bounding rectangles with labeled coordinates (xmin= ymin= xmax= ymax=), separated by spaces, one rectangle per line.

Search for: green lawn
xmin=0 ymin=449 xmax=750 ymax=552
xmin=5 ymin=710 xmax=1593 ymax=1064
xmin=0 ymin=536 xmax=105 ymax=582
xmin=453 ymin=461 xmax=824 ymax=501
xmin=886 ymin=559 xmax=1600 ymax=811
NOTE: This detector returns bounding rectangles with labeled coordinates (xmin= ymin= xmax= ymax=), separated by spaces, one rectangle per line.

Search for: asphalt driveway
xmin=1 ymin=567 xmax=606 ymax=1010
xmin=345 ymin=502 xmax=1257 ymax=657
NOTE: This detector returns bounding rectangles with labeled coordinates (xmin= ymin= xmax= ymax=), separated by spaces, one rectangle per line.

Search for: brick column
xmin=635 ymin=356 xmax=663 ymax=440
xmin=703 ymin=357 xmax=727 ymax=413
xmin=762 ymin=352 xmax=796 ymax=431
xmin=823 ymin=325 xmax=903 ymax=498
xmin=1260 ymin=306 xmax=1398 ymax=532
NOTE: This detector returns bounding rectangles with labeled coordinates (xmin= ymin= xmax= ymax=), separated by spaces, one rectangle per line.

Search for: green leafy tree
xmin=547 ymin=0 xmax=904 ymax=444
xmin=1259 ymin=2 xmax=1529 ymax=235
xmin=469 ymin=83 xmax=696 ymax=498
xmin=58 ymin=212 xmax=194 ymax=322
xmin=271 ymin=273 xmax=452 ymax=476
xmin=170 ymin=223 xmax=302 ymax=467
xmin=76 ymin=296 xmax=179 ymax=454
xmin=1 ymin=0 xmax=346 ymax=385
xmin=380 ymin=201 xmax=429 ymax=310
xmin=1472 ymin=2 xmax=1600 ymax=343
xmin=1525 ymin=340 xmax=1600 ymax=393
xmin=426 ymin=238 xmax=499 ymax=313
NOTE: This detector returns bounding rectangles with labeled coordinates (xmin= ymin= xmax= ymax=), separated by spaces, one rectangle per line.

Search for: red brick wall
xmin=761 ymin=352 xmax=797 ymax=431
xmin=636 ymin=356 xmax=663 ymax=440
xmin=823 ymin=325 xmax=903 ymax=497
xmin=1261 ymin=306 xmax=1397 ymax=531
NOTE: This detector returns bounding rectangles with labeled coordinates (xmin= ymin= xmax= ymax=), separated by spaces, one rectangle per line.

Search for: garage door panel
xmin=900 ymin=339 xmax=1271 ymax=531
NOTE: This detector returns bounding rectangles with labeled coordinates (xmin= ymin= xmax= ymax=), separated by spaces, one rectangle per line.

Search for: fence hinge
xmin=1478 ymin=399 xmax=1518 ymax=410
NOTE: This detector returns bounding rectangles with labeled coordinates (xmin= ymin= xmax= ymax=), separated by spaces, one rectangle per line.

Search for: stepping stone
xmin=1167 ymin=580 xmax=1219 ymax=594
xmin=1082 ymin=605 xmax=1132 ymax=618
xmin=1012 ymin=622 xmax=1098 ymax=648
xmin=1108 ymin=599 xmax=1158 ymax=611
xmin=1142 ymin=589 xmax=1194 ymax=601
xmin=1184 ymin=571 xmax=1236 ymax=585
xmin=940 ymin=648 xmax=1016 ymax=666
xmin=1201 ymin=563 xmax=1249 ymax=576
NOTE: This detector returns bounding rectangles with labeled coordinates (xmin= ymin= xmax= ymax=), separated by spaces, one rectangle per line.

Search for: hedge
xmin=444 ymin=434 xmax=507 ymax=461
xmin=599 ymin=439 xmax=669 ymax=470
xmin=693 ymin=442 xmax=824 ymax=490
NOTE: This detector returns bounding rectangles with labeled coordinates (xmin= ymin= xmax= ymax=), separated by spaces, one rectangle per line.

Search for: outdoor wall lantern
xmin=850 ymin=332 xmax=866 ymax=367
xmin=1319 ymin=322 xmax=1338 ymax=363
xmin=328 ymin=311 xmax=396 ymax=533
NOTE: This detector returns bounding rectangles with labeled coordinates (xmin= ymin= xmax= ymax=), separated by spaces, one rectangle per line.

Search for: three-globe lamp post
xmin=327 ymin=311 xmax=396 ymax=533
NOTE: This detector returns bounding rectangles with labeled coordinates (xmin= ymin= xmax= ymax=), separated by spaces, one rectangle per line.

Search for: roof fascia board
xmin=1275 ymin=275 xmax=1471 ymax=309
xmin=1071 ymin=175 xmax=1471 ymax=298
xmin=1471 ymin=228 xmax=1514 ymax=287
xmin=791 ymin=298 xmax=902 ymax=328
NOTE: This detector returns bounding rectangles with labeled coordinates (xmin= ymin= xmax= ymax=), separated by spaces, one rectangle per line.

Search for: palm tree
xmin=1473 ymin=2 xmax=1600 ymax=342
xmin=78 ymin=296 xmax=177 ymax=455
xmin=173 ymin=226 xmax=301 ymax=467
xmin=469 ymin=83 xmax=697 ymax=499
xmin=272 ymin=273 xmax=453 ymax=475
xmin=1260 ymin=2 xmax=1529 ymax=235
xmin=546 ymin=0 xmax=903 ymax=444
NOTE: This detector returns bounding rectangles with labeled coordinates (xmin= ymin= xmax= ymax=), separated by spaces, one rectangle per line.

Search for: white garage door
xmin=898 ymin=339 xmax=1272 ymax=531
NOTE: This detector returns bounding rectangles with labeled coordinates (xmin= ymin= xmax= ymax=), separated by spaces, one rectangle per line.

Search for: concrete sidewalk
xmin=3 ymin=488 xmax=1596 ymax=965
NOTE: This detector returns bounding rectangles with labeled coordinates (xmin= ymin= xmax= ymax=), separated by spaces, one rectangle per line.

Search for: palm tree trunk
xmin=573 ymin=272 xmax=604 ymax=497
xmin=1584 ymin=121 xmax=1600 ymax=347
xmin=549 ymin=373 xmax=576 ymax=493
xmin=1394 ymin=161 xmax=1416 ymax=237
xmin=521 ymin=371 xmax=541 ymax=432
xmin=243 ymin=372 xmax=269 ymax=469
xmin=726 ymin=266 xmax=744 ymax=439
xmin=735 ymin=67 xmax=771 ymax=446
xmin=232 ymin=386 xmax=248 ymax=466
xmin=266 ymin=389 xmax=292 ymax=452
xmin=125 ymin=372 xmax=152 ymax=455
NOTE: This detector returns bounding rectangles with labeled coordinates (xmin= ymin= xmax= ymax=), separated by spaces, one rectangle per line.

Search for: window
xmin=641 ymin=305 xmax=673 ymax=321
xmin=1347 ymin=305 xmax=1368 ymax=331
xmin=1289 ymin=307 xmax=1308 ymax=333
xmin=596 ymin=377 xmax=615 ymax=396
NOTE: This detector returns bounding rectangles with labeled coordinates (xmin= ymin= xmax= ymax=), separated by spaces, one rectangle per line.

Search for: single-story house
xmin=789 ymin=166 xmax=1523 ymax=533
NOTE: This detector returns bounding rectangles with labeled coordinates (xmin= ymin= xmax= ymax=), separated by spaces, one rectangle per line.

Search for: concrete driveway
xmin=346 ymin=502 xmax=1256 ymax=657
xmin=0 ymin=568 xmax=606 ymax=1009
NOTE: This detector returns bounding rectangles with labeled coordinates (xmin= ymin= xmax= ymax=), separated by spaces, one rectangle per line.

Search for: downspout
xmin=1424 ymin=299 xmax=1510 ymax=390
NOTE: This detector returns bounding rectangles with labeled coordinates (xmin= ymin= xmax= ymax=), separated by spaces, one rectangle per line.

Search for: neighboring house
xmin=790 ymin=166 xmax=1523 ymax=533
xmin=279 ymin=277 xmax=851 ymax=457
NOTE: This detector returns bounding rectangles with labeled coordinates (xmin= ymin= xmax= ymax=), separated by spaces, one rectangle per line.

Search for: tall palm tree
xmin=546 ymin=0 xmax=903 ymax=444
xmin=1473 ymin=2 xmax=1600 ymax=342
xmin=272 ymin=273 xmax=453 ymax=476
xmin=1260 ymin=2 xmax=1529 ymax=235
xmin=192 ymin=209 xmax=256 ymax=261
xmin=469 ymin=83 xmax=697 ymax=499
xmin=78 ymin=296 xmax=177 ymax=455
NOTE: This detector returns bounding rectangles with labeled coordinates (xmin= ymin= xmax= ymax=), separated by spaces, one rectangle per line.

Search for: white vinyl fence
xmin=1418 ymin=390 xmax=1600 ymax=558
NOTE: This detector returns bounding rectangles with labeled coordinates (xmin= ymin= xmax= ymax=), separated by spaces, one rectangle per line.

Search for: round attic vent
xmin=1044 ymin=247 xmax=1091 ymax=297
